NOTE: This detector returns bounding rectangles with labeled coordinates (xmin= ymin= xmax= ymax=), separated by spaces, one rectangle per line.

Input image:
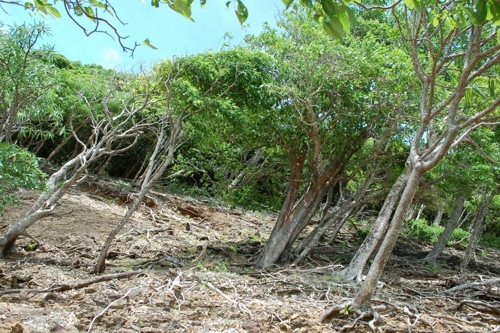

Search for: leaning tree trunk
xmin=339 ymin=170 xmax=409 ymax=280
xmin=460 ymin=188 xmax=495 ymax=273
xmin=94 ymin=127 xmax=179 ymax=273
xmin=293 ymin=170 xmax=380 ymax=264
xmin=0 ymin=155 xmax=90 ymax=256
xmin=254 ymin=181 xmax=331 ymax=268
xmin=352 ymin=167 xmax=422 ymax=310
xmin=255 ymin=149 xmax=354 ymax=269
xmin=424 ymin=195 xmax=466 ymax=264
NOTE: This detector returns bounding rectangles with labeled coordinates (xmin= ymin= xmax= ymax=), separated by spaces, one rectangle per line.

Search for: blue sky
xmin=0 ymin=1 xmax=285 ymax=69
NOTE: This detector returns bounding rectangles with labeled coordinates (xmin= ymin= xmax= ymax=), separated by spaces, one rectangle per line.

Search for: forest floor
xmin=0 ymin=179 xmax=499 ymax=332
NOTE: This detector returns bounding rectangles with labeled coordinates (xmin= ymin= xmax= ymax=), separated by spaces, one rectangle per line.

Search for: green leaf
xmin=151 ymin=0 xmax=160 ymax=8
xmin=235 ymin=0 xmax=248 ymax=24
xmin=46 ymin=4 xmax=61 ymax=18
xmin=403 ymin=0 xmax=420 ymax=10
xmin=143 ymin=39 xmax=158 ymax=49
xmin=464 ymin=0 xmax=488 ymax=26
xmin=321 ymin=0 xmax=336 ymax=17
xmin=488 ymin=79 xmax=496 ymax=98
xmin=168 ymin=0 xmax=194 ymax=21
xmin=338 ymin=5 xmax=355 ymax=32
xmin=282 ymin=0 xmax=294 ymax=10
xmin=299 ymin=0 xmax=312 ymax=8
xmin=321 ymin=16 xmax=344 ymax=39
xmin=489 ymin=1 xmax=500 ymax=24
xmin=432 ymin=15 xmax=439 ymax=27
xmin=200 ymin=0 xmax=207 ymax=7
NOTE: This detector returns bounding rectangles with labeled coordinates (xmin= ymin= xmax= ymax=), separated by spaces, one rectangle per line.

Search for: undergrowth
xmin=404 ymin=218 xmax=470 ymax=247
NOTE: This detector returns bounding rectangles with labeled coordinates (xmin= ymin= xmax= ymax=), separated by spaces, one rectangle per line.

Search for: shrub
xmin=0 ymin=142 xmax=47 ymax=212
xmin=404 ymin=218 xmax=471 ymax=247
xmin=404 ymin=218 xmax=444 ymax=243
xmin=448 ymin=228 xmax=470 ymax=247
xmin=481 ymin=233 xmax=500 ymax=249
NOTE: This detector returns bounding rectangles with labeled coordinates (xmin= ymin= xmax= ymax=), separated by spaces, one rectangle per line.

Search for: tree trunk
xmin=254 ymin=183 xmax=330 ymax=268
xmin=94 ymin=129 xmax=178 ymax=273
xmin=293 ymin=171 xmax=379 ymax=264
xmin=0 ymin=156 xmax=87 ymax=256
xmin=93 ymin=186 xmax=151 ymax=273
xmin=339 ymin=170 xmax=409 ymax=280
xmin=352 ymin=167 xmax=421 ymax=309
xmin=424 ymin=195 xmax=465 ymax=264
xmin=433 ymin=206 xmax=443 ymax=226
xmin=460 ymin=189 xmax=495 ymax=272
xmin=415 ymin=203 xmax=425 ymax=220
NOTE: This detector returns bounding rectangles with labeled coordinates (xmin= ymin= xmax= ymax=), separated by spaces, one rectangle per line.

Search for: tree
xmin=0 ymin=22 xmax=56 ymax=143
xmin=242 ymin=11 xmax=415 ymax=269
xmin=94 ymin=48 xmax=278 ymax=272
xmin=0 ymin=71 xmax=158 ymax=256
xmin=424 ymin=129 xmax=500 ymax=265
xmin=323 ymin=0 xmax=500 ymax=320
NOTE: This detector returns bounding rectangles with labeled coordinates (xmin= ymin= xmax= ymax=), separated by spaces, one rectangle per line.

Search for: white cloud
xmin=101 ymin=47 xmax=122 ymax=68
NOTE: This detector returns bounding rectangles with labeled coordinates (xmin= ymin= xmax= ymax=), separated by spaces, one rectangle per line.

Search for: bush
xmin=481 ymin=233 xmax=500 ymax=248
xmin=0 ymin=142 xmax=47 ymax=212
xmin=404 ymin=218 xmax=471 ymax=247
xmin=405 ymin=218 xmax=444 ymax=243
xmin=448 ymin=228 xmax=470 ymax=247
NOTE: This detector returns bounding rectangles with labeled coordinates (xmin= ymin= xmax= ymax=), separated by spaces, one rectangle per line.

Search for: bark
xmin=293 ymin=171 xmax=379 ymax=264
xmin=0 ymin=155 xmax=89 ymax=256
xmin=415 ymin=204 xmax=425 ymax=220
xmin=254 ymin=180 xmax=332 ymax=268
xmin=94 ymin=127 xmax=180 ymax=273
xmin=433 ymin=206 xmax=444 ymax=226
xmin=339 ymin=170 xmax=409 ymax=280
xmin=425 ymin=195 xmax=466 ymax=264
xmin=227 ymin=150 xmax=265 ymax=191
xmin=460 ymin=189 xmax=495 ymax=272
xmin=352 ymin=167 xmax=422 ymax=309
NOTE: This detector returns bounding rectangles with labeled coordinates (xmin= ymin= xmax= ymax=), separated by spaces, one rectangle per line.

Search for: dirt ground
xmin=0 ymin=182 xmax=499 ymax=332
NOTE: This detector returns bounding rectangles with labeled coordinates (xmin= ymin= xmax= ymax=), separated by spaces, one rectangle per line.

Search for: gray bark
xmin=339 ymin=170 xmax=409 ymax=280
xmin=460 ymin=189 xmax=495 ymax=272
xmin=352 ymin=167 xmax=422 ymax=309
xmin=425 ymin=195 xmax=466 ymax=264
xmin=433 ymin=206 xmax=444 ymax=226
xmin=94 ymin=124 xmax=181 ymax=273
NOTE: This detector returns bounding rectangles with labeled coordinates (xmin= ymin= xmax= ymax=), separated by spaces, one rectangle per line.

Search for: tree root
xmin=319 ymin=301 xmax=383 ymax=331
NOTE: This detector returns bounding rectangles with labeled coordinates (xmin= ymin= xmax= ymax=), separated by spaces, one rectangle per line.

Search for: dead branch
xmin=193 ymin=274 xmax=253 ymax=318
xmin=0 ymin=270 xmax=143 ymax=297
xmin=457 ymin=299 xmax=500 ymax=315
xmin=442 ymin=278 xmax=500 ymax=294
xmin=87 ymin=286 xmax=140 ymax=333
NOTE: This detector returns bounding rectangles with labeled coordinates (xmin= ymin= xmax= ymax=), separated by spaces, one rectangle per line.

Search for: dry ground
xmin=0 ymin=181 xmax=499 ymax=332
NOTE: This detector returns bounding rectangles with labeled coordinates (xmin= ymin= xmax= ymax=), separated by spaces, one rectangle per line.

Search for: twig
xmin=0 ymin=270 xmax=143 ymax=296
xmin=87 ymin=286 xmax=140 ymax=332
xmin=193 ymin=275 xmax=253 ymax=318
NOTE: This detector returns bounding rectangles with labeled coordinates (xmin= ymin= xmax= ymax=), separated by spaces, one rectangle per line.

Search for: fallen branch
xmin=442 ymin=278 xmax=500 ymax=294
xmin=457 ymin=299 xmax=500 ymax=315
xmin=0 ymin=270 xmax=143 ymax=296
xmin=193 ymin=274 xmax=253 ymax=318
xmin=87 ymin=286 xmax=140 ymax=332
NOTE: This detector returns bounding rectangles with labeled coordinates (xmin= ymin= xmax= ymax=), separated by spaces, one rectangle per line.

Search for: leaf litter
xmin=0 ymin=181 xmax=499 ymax=332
